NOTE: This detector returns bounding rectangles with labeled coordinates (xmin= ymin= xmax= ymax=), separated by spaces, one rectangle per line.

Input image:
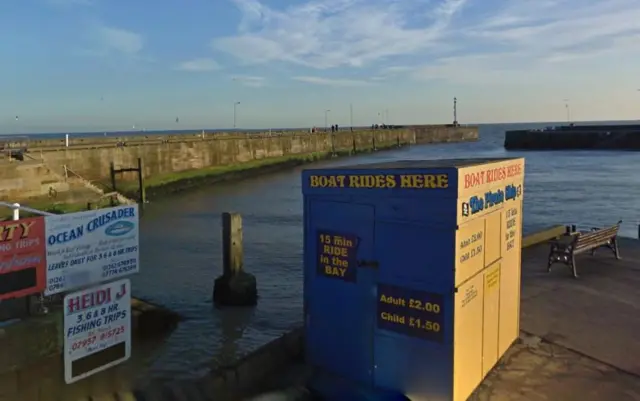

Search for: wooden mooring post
xmin=222 ymin=212 xmax=243 ymax=276
xmin=109 ymin=158 xmax=146 ymax=208
xmin=213 ymin=212 xmax=258 ymax=306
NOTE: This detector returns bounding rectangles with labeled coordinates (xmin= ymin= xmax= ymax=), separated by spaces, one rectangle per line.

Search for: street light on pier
xmin=453 ymin=97 xmax=458 ymax=125
xmin=233 ymin=101 xmax=241 ymax=129
xmin=563 ymin=99 xmax=571 ymax=123
xmin=324 ymin=109 xmax=330 ymax=131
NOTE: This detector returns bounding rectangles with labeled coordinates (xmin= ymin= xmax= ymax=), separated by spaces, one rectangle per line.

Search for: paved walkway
xmin=469 ymin=237 xmax=640 ymax=400
xmin=470 ymin=333 xmax=640 ymax=401
xmin=520 ymin=237 xmax=640 ymax=376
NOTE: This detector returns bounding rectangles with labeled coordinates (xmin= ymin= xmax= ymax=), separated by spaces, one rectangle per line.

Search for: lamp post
xmin=453 ymin=97 xmax=458 ymax=125
xmin=324 ymin=109 xmax=330 ymax=131
xmin=563 ymin=99 xmax=571 ymax=123
xmin=233 ymin=101 xmax=241 ymax=129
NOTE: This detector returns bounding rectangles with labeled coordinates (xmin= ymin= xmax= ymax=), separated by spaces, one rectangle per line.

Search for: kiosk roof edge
xmin=302 ymin=158 xmax=521 ymax=171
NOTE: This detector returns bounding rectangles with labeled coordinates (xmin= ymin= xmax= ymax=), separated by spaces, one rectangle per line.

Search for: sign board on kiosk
xmin=63 ymin=278 xmax=131 ymax=384
xmin=0 ymin=216 xmax=46 ymax=300
xmin=45 ymin=204 xmax=139 ymax=296
xmin=301 ymin=158 xmax=525 ymax=401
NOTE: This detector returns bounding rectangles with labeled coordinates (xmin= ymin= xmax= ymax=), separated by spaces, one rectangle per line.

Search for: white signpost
xmin=44 ymin=204 xmax=139 ymax=296
xmin=63 ymin=278 xmax=132 ymax=384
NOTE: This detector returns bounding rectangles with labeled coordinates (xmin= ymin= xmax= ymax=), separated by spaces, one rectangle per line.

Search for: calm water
xmin=131 ymin=122 xmax=640 ymax=380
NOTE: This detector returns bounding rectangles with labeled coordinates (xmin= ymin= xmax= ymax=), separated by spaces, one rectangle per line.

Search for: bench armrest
xmin=549 ymin=239 xmax=573 ymax=251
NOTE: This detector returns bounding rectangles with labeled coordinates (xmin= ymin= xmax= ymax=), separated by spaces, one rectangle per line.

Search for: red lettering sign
xmin=463 ymin=161 xmax=523 ymax=189
xmin=67 ymin=288 xmax=112 ymax=314
xmin=0 ymin=217 xmax=46 ymax=300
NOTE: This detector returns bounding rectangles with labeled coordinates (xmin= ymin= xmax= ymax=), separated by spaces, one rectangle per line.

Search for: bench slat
xmin=576 ymin=227 xmax=619 ymax=243
xmin=575 ymin=235 xmax=615 ymax=248
xmin=576 ymin=233 xmax=615 ymax=246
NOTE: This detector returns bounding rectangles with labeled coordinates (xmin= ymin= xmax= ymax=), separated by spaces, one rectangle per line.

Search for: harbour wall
xmin=504 ymin=125 xmax=640 ymax=150
xmin=2 ymin=125 xmax=478 ymax=202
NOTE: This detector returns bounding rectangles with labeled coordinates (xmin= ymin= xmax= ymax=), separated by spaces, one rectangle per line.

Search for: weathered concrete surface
xmin=504 ymin=124 xmax=640 ymax=150
xmin=521 ymin=225 xmax=565 ymax=248
xmin=520 ymin=237 xmax=640 ymax=376
xmin=467 ymin=236 xmax=640 ymax=400
xmin=125 ymin=328 xmax=305 ymax=401
xmin=0 ymin=160 xmax=98 ymax=202
xmin=2 ymin=126 xmax=478 ymax=203
xmin=412 ymin=125 xmax=477 ymax=144
xmin=36 ymin=128 xmax=472 ymax=182
xmin=470 ymin=333 xmax=640 ymax=401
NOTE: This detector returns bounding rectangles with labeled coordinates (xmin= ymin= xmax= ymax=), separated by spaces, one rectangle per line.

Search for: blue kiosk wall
xmin=302 ymin=158 xmax=525 ymax=401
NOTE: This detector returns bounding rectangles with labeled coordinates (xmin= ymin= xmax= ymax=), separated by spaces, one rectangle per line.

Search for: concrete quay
xmin=1 ymin=125 xmax=477 ymax=206
xmin=55 ymin=226 xmax=640 ymax=401
xmin=468 ymin=235 xmax=640 ymax=401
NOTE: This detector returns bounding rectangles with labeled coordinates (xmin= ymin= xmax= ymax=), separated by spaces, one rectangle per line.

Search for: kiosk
xmin=302 ymin=158 xmax=524 ymax=401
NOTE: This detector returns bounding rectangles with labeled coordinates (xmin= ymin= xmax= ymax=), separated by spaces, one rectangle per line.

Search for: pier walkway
xmin=468 ymin=236 xmax=640 ymax=401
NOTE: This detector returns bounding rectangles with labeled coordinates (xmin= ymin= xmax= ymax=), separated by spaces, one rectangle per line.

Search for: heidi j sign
xmin=63 ymin=279 xmax=131 ymax=384
xmin=45 ymin=205 xmax=139 ymax=296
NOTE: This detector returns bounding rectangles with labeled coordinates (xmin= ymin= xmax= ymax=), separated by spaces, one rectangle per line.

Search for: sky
xmin=0 ymin=0 xmax=639 ymax=133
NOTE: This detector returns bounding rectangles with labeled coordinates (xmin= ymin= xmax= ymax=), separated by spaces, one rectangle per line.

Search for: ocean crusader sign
xmin=45 ymin=205 xmax=140 ymax=296
xmin=63 ymin=279 xmax=131 ymax=384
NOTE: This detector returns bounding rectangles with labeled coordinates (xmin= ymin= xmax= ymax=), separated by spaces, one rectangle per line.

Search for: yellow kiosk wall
xmin=499 ymin=197 xmax=523 ymax=357
xmin=452 ymin=158 xmax=524 ymax=401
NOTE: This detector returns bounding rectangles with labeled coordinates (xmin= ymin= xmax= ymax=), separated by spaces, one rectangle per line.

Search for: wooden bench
xmin=547 ymin=220 xmax=622 ymax=278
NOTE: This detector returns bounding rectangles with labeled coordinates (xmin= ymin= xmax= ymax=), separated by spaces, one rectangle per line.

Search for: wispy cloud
xmin=46 ymin=0 xmax=94 ymax=6
xmin=213 ymin=0 xmax=467 ymax=69
xmin=211 ymin=0 xmax=639 ymax=88
xmin=231 ymin=76 xmax=266 ymax=87
xmin=373 ymin=0 xmax=640 ymax=85
xmin=293 ymin=76 xmax=373 ymax=87
xmin=470 ymin=0 xmax=640 ymax=53
xmin=176 ymin=58 xmax=221 ymax=72
xmin=95 ymin=26 xmax=144 ymax=56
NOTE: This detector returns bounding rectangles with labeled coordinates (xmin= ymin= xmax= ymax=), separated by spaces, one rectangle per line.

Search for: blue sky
xmin=1 ymin=0 xmax=639 ymax=133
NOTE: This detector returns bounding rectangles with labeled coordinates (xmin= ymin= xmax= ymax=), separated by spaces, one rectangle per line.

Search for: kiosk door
xmin=306 ymin=200 xmax=376 ymax=385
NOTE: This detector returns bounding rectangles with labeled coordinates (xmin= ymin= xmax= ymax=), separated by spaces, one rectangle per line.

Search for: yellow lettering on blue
xmin=309 ymin=174 xmax=448 ymax=189
xmin=324 ymin=265 xmax=347 ymax=277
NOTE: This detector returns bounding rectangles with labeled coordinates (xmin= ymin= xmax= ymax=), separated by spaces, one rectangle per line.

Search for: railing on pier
xmin=0 ymin=201 xmax=56 ymax=221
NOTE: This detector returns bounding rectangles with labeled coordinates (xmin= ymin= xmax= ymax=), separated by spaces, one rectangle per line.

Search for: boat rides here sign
xmin=63 ymin=279 xmax=131 ymax=384
xmin=45 ymin=205 xmax=139 ymax=296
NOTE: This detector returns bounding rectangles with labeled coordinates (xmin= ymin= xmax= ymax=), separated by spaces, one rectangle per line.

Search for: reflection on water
xmin=132 ymin=123 xmax=640 ymax=379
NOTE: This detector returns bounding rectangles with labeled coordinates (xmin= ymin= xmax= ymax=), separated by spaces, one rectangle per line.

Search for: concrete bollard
xmin=213 ymin=212 xmax=258 ymax=306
